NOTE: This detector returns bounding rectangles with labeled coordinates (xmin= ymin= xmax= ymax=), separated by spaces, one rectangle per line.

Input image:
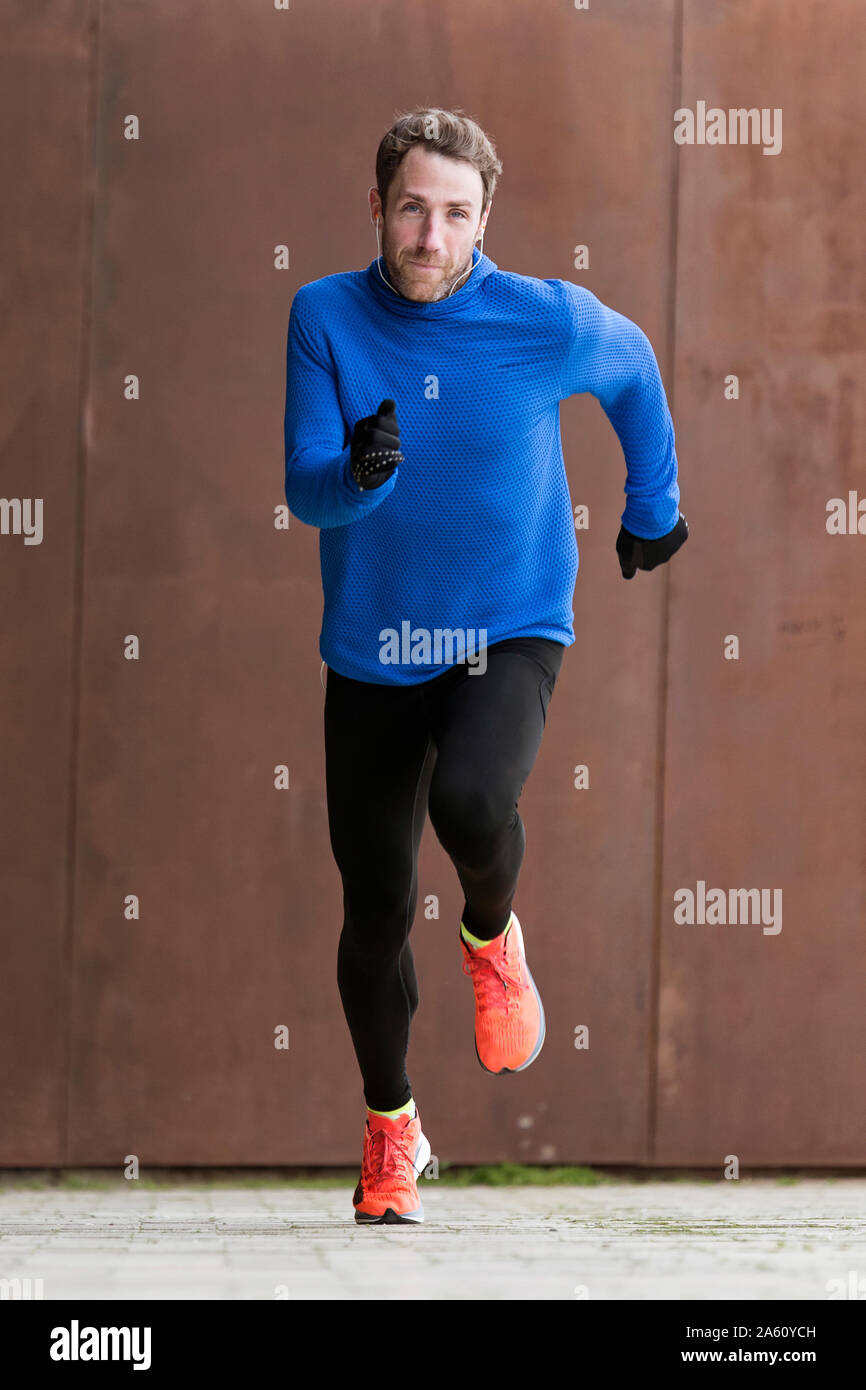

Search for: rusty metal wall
xmin=0 ymin=0 xmax=93 ymax=1164
xmin=1 ymin=0 xmax=863 ymax=1167
xmin=657 ymin=1 xmax=866 ymax=1165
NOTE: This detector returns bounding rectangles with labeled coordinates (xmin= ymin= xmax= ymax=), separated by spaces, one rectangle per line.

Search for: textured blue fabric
xmin=284 ymin=248 xmax=681 ymax=685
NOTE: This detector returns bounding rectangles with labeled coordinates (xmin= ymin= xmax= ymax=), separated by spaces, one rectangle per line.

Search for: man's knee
xmin=428 ymin=776 xmax=518 ymax=855
xmin=337 ymin=865 xmax=415 ymax=941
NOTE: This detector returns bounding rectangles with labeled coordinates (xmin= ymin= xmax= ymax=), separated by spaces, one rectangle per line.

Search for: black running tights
xmin=323 ymin=636 xmax=565 ymax=1112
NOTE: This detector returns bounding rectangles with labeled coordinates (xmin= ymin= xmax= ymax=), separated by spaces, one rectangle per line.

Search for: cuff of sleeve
xmin=621 ymin=504 xmax=681 ymax=541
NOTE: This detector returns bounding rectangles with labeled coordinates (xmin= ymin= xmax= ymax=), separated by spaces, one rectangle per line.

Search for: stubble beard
xmin=383 ymin=239 xmax=475 ymax=303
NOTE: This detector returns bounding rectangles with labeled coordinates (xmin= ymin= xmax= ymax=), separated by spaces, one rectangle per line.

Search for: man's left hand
xmin=616 ymin=512 xmax=689 ymax=579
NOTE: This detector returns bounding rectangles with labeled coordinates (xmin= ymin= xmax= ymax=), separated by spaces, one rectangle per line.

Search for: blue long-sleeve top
xmin=284 ymin=249 xmax=680 ymax=685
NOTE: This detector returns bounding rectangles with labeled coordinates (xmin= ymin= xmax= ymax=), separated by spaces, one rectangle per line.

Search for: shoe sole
xmin=475 ymin=959 xmax=546 ymax=1075
xmin=353 ymin=1130 xmax=432 ymax=1225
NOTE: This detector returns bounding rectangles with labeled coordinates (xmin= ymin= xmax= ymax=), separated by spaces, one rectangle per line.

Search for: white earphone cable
xmin=375 ymin=218 xmax=485 ymax=298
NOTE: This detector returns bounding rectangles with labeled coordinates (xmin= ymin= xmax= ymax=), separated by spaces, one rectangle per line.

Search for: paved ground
xmin=1 ymin=1179 xmax=865 ymax=1300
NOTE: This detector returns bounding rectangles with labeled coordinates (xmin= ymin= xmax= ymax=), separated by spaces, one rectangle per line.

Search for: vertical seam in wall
xmin=62 ymin=0 xmax=103 ymax=1167
xmin=647 ymin=0 xmax=683 ymax=1167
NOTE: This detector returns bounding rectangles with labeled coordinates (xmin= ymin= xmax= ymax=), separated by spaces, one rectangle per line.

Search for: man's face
xmin=369 ymin=145 xmax=489 ymax=303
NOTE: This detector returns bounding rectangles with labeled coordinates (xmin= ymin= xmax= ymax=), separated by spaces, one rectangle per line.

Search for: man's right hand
xmin=350 ymin=398 xmax=404 ymax=490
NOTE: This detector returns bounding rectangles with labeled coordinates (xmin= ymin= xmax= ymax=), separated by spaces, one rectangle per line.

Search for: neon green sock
xmin=461 ymin=912 xmax=513 ymax=951
xmin=367 ymin=1097 xmax=416 ymax=1120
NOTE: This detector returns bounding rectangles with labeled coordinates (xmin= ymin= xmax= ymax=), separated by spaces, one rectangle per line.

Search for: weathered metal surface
xmin=2 ymin=0 xmax=861 ymax=1167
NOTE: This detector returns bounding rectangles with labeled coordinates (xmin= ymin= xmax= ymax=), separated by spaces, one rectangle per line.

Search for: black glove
xmin=617 ymin=512 xmax=689 ymax=579
xmin=350 ymin=398 xmax=404 ymax=490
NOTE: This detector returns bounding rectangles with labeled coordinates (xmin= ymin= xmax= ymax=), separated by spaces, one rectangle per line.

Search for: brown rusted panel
xmin=656 ymin=1 xmax=866 ymax=1164
xmin=62 ymin=0 xmax=678 ymax=1165
xmin=0 ymin=2 xmax=92 ymax=1164
xmin=5 ymin=0 xmax=859 ymax=1170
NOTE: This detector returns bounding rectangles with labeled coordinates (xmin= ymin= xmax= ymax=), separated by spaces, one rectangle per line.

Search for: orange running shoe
xmin=353 ymin=1109 xmax=432 ymax=1225
xmin=460 ymin=911 xmax=545 ymax=1074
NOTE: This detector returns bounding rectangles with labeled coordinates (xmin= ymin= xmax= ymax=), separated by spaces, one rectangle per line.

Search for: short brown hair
xmin=375 ymin=107 xmax=502 ymax=218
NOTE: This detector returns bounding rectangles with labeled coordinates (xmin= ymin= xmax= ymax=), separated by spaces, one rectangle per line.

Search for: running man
xmin=283 ymin=107 xmax=688 ymax=1224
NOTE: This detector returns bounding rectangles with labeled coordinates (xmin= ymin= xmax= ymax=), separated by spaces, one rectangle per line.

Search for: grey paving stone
xmin=0 ymin=1180 xmax=864 ymax=1299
